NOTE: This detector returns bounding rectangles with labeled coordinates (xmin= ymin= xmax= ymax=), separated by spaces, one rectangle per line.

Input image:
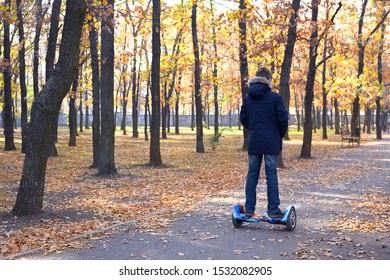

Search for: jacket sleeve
xmin=240 ymin=96 xmax=248 ymax=129
xmin=275 ymin=94 xmax=289 ymax=137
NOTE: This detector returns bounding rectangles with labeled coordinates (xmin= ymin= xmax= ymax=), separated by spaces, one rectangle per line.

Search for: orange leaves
xmin=0 ymin=218 xmax=112 ymax=258
xmin=331 ymin=193 xmax=390 ymax=233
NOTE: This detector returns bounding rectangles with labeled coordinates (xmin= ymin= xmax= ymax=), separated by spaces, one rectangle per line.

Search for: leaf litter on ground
xmin=0 ymin=129 xmax=388 ymax=258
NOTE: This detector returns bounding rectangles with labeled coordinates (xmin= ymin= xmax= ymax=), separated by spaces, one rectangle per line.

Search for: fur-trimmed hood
xmin=247 ymin=76 xmax=272 ymax=100
xmin=248 ymin=76 xmax=272 ymax=89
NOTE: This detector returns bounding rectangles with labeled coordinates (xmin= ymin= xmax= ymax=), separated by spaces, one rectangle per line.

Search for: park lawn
xmin=0 ymin=127 xmax=377 ymax=257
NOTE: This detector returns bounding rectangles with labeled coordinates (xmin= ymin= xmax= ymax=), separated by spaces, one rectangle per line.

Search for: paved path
xmin=21 ymin=135 xmax=390 ymax=260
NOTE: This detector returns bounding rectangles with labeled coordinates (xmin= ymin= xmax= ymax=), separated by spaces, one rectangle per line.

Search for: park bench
xmin=341 ymin=128 xmax=360 ymax=148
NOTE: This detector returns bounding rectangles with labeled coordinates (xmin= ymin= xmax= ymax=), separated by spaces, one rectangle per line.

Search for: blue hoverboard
xmin=232 ymin=203 xmax=297 ymax=231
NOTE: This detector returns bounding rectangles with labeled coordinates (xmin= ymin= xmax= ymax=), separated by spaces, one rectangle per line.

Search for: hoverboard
xmin=232 ymin=203 xmax=297 ymax=231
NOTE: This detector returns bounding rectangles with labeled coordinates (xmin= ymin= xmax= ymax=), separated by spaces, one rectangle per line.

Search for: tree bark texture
xmin=3 ymin=0 xmax=16 ymax=151
xmin=210 ymin=0 xmax=219 ymax=141
xmin=376 ymin=20 xmax=385 ymax=139
xmin=12 ymin=0 xmax=86 ymax=216
xmin=300 ymin=0 xmax=320 ymax=158
xmin=33 ymin=0 xmax=43 ymax=98
xmin=279 ymin=0 xmax=301 ymax=140
xmin=99 ymin=0 xmax=117 ymax=175
xmin=239 ymin=0 xmax=249 ymax=151
xmin=278 ymin=0 xmax=301 ymax=168
xmin=334 ymin=98 xmax=340 ymax=134
xmin=144 ymin=46 xmax=151 ymax=141
xmin=321 ymin=0 xmax=329 ymax=140
xmin=46 ymin=0 xmax=61 ymax=81
xmin=131 ymin=38 xmax=139 ymax=138
xmin=17 ymin=0 xmax=28 ymax=153
xmin=69 ymin=74 xmax=79 ymax=147
xmin=79 ymin=91 xmax=84 ymax=132
xmin=46 ymin=0 xmax=62 ymax=157
xmin=88 ymin=4 xmax=101 ymax=169
xmin=175 ymin=72 xmax=182 ymax=135
xmin=150 ymin=0 xmax=163 ymax=165
xmin=192 ymin=2 xmax=205 ymax=153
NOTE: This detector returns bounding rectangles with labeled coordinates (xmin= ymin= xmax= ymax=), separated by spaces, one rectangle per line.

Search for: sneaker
xmin=244 ymin=212 xmax=255 ymax=218
xmin=240 ymin=205 xmax=254 ymax=217
xmin=267 ymin=208 xmax=284 ymax=218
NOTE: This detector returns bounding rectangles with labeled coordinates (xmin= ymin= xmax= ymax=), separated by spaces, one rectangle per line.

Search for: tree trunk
xmin=79 ymin=91 xmax=84 ymax=133
xmin=1 ymin=103 xmax=3 ymax=129
xmin=13 ymin=88 xmax=18 ymax=130
xmin=149 ymin=0 xmax=163 ymax=166
xmin=316 ymin=106 xmax=321 ymax=130
xmin=351 ymin=1 xmax=389 ymax=137
xmin=162 ymin=79 xmax=168 ymax=139
xmin=334 ymin=98 xmax=340 ymax=134
xmin=46 ymin=0 xmax=61 ymax=81
xmin=131 ymin=37 xmax=139 ymax=138
xmin=278 ymin=0 xmax=301 ymax=168
xmin=210 ymin=0 xmax=219 ymax=142
xmin=68 ymin=74 xmax=79 ymax=146
xmin=279 ymin=0 xmax=301 ymax=140
xmin=239 ymin=0 xmax=249 ymax=151
xmin=12 ymin=0 xmax=86 ymax=216
xmin=312 ymin=104 xmax=317 ymax=134
xmin=33 ymin=0 xmax=43 ymax=98
xmin=300 ymin=0 xmax=320 ymax=158
xmin=17 ymin=0 xmax=28 ymax=153
xmin=46 ymin=0 xmax=62 ymax=157
xmin=191 ymin=89 xmax=195 ymax=131
xmin=163 ymin=31 xmax=182 ymax=139
xmin=85 ymin=91 xmax=90 ymax=129
xmin=120 ymin=21 xmax=129 ymax=135
xmin=365 ymin=107 xmax=372 ymax=134
xmin=322 ymin=0 xmax=329 ymax=139
xmin=120 ymin=63 xmax=129 ymax=135
xmin=376 ymin=20 xmax=385 ymax=140
xmin=294 ymin=90 xmax=301 ymax=131
xmin=329 ymin=107 xmax=333 ymax=130
xmin=192 ymin=2 xmax=204 ymax=153
xmin=144 ymin=44 xmax=151 ymax=141
xmin=175 ymin=73 xmax=181 ymax=135
xmin=88 ymin=4 xmax=100 ymax=169
xmin=3 ymin=0 xmax=16 ymax=151
xmin=99 ymin=0 xmax=117 ymax=175
xmin=128 ymin=1 xmax=152 ymax=138
xmin=351 ymin=0 xmax=368 ymax=137
xmin=144 ymin=71 xmax=150 ymax=141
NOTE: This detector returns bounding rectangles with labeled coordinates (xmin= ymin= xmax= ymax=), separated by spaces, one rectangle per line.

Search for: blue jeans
xmin=244 ymin=154 xmax=280 ymax=214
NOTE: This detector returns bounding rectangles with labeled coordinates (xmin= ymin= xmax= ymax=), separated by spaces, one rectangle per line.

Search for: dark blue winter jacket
xmin=240 ymin=77 xmax=289 ymax=155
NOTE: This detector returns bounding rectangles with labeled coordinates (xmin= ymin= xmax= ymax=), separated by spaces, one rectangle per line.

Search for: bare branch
xmin=364 ymin=9 xmax=390 ymax=46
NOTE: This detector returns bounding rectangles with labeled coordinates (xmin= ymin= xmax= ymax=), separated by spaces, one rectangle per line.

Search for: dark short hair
xmin=256 ymin=67 xmax=272 ymax=81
